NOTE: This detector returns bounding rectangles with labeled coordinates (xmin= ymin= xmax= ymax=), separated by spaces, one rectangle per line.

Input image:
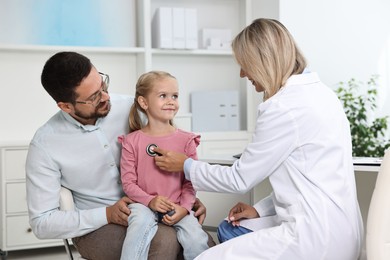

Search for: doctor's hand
xmin=106 ymin=196 xmax=133 ymax=226
xmin=153 ymin=147 xmax=188 ymax=172
xmin=228 ymin=202 xmax=260 ymax=226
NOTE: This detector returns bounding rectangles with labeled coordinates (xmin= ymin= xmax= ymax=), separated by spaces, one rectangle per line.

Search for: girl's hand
xmin=162 ymin=204 xmax=188 ymax=226
xmin=148 ymin=195 xmax=174 ymax=213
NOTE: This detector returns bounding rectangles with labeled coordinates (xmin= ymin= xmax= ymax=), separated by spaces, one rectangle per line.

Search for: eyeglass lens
xmin=93 ymin=73 xmax=109 ymax=106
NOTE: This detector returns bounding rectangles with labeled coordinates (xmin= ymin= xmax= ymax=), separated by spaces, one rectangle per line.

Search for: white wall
xmin=278 ymin=0 xmax=390 ymax=121
xmin=0 ymin=49 xmax=137 ymax=143
xmin=1 ymin=0 xmax=389 ymax=142
xmin=252 ymin=0 xmax=390 ymax=132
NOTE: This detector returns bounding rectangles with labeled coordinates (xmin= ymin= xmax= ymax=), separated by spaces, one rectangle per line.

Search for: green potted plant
xmin=335 ymin=75 xmax=390 ymax=157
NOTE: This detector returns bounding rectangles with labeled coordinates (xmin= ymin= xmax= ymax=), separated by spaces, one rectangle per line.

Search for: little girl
xmin=119 ymin=71 xmax=209 ymax=260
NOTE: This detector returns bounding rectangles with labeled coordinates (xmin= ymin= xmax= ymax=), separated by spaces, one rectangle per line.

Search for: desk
xmin=197 ymin=155 xmax=380 ymax=230
xmin=200 ymin=155 xmax=381 ymax=172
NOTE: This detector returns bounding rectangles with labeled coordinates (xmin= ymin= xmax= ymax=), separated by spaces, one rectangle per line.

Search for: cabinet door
xmin=6 ymin=183 xmax=27 ymax=213
xmin=198 ymin=139 xmax=248 ymax=157
xmin=196 ymin=131 xmax=251 ymax=157
xmin=6 ymin=215 xmax=61 ymax=249
xmin=4 ymin=148 xmax=28 ymax=180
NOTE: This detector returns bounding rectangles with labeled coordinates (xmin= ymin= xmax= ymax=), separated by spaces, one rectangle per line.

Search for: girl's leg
xmin=217 ymin=220 xmax=253 ymax=243
xmin=120 ymin=203 xmax=157 ymax=260
xmin=174 ymin=212 xmax=209 ymax=260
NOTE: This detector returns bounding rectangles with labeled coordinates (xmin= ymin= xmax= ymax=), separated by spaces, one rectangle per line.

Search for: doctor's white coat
xmin=190 ymin=72 xmax=363 ymax=260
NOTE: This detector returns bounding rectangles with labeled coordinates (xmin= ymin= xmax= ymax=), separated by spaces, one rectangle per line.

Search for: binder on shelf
xmin=152 ymin=7 xmax=173 ymax=49
xmin=172 ymin=7 xmax=186 ymax=49
xmin=185 ymin=8 xmax=198 ymax=49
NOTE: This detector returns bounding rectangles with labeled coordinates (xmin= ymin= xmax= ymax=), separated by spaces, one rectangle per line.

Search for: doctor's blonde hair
xmin=129 ymin=71 xmax=176 ymax=132
xmin=232 ymin=18 xmax=307 ymax=100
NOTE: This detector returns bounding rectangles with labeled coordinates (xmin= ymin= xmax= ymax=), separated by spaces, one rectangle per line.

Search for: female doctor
xmin=154 ymin=18 xmax=363 ymax=260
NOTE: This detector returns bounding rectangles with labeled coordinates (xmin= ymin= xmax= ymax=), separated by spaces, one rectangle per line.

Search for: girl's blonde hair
xmin=232 ymin=18 xmax=307 ymax=100
xmin=129 ymin=71 xmax=176 ymax=132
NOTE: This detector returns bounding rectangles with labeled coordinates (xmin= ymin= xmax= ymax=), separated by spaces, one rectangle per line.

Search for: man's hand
xmin=228 ymin=202 xmax=259 ymax=226
xmin=153 ymin=147 xmax=188 ymax=172
xmin=106 ymin=196 xmax=133 ymax=226
xmin=193 ymin=198 xmax=206 ymax=224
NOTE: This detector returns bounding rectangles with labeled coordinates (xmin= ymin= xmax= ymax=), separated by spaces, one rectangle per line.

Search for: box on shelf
xmin=199 ymin=28 xmax=231 ymax=50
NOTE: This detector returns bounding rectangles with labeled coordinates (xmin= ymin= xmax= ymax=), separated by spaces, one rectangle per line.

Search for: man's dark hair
xmin=41 ymin=52 xmax=93 ymax=103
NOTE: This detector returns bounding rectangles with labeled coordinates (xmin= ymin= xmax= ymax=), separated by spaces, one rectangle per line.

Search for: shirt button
xmin=110 ymin=163 xmax=115 ymax=167
xmin=117 ymin=180 xmax=122 ymax=184
xmin=104 ymin=144 xmax=109 ymax=149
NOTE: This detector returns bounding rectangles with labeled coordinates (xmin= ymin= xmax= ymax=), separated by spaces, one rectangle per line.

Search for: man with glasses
xmin=26 ymin=52 xmax=213 ymax=259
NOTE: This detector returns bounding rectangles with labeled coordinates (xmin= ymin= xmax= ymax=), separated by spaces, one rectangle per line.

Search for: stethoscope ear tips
xmin=146 ymin=143 xmax=161 ymax=157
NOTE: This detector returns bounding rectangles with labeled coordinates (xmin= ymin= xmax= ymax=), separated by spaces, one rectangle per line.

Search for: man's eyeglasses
xmin=75 ymin=72 xmax=110 ymax=107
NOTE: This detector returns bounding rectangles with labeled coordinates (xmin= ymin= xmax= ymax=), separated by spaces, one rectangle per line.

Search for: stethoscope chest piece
xmin=146 ymin=143 xmax=159 ymax=157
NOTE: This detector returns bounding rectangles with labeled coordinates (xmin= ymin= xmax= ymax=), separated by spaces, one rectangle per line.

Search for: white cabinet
xmin=0 ymin=2 xmax=266 ymax=248
xmin=196 ymin=131 xmax=251 ymax=158
xmin=148 ymin=0 xmax=256 ymax=133
xmin=0 ymin=144 xmax=62 ymax=256
xmin=1 ymin=0 xmax=263 ymax=155
xmin=144 ymin=0 xmax=259 ymax=156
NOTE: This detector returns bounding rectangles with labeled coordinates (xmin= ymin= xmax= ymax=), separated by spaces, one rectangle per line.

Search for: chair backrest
xmin=59 ymin=186 xmax=75 ymax=211
xmin=59 ymin=187 xmax=80 ymax=260
xmin=366 ymin=148 xmax=390 ymax=259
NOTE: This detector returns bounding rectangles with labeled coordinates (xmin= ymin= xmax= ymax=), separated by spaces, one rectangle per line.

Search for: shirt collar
xmin=60 ymin=110 xmax=101 ymax=132
xmin=283 ymin=71 xmax=320 ymax=87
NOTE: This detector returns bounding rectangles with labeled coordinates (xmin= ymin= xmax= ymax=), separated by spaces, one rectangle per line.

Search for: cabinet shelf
xmin=151 ymin=48 xmax=232 ymax=56
xmin=0 ymin=44 xmax=145 ymax=54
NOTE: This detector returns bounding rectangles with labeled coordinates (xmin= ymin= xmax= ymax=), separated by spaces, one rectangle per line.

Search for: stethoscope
xmin=146 ymin=143 xmax=162 ymax=157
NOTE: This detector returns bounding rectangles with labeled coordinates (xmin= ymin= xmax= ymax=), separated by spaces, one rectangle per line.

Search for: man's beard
xmin=74 ymin=100 xmax=111 ymax=122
